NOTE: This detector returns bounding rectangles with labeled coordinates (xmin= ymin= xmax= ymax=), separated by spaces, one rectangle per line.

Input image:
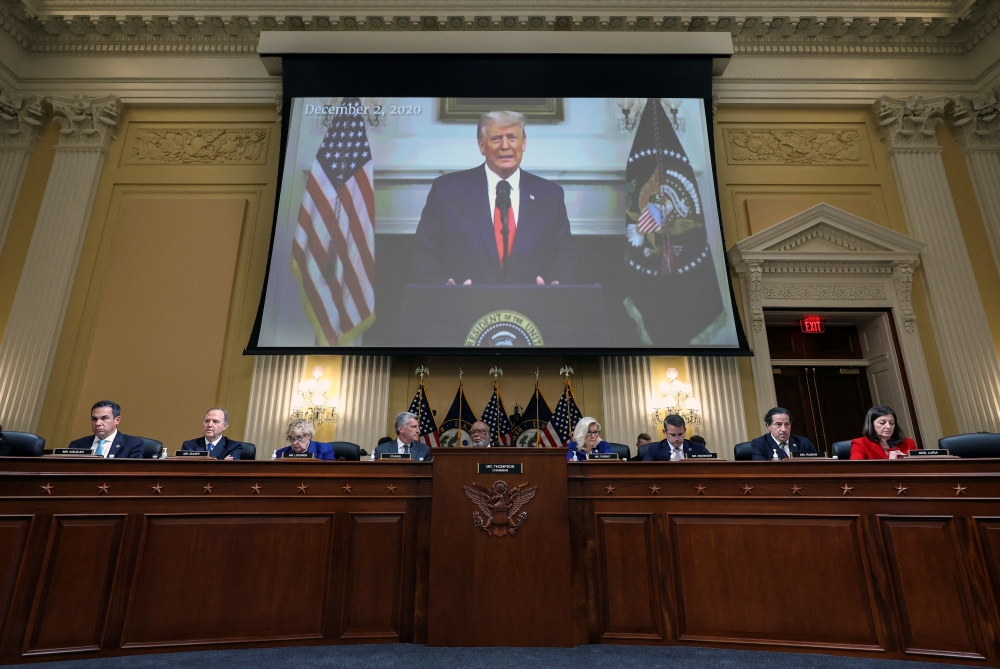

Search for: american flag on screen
xmin=481 ymin=381 xmax=513 ymax=446
xmin=408 ymin=382 xmax=440 ymax=448
xmin=292 ymin=97 xmax=375 ymax=346
xmin=546 ymin=381 xmax=583 ymax=447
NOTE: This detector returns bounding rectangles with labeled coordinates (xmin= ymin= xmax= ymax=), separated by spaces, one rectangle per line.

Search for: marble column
xmin=949 ymin=91 xmax=1000 ymax=278
xmin=688 ymin=356 xmax=747 ymax=461
xmin=243 ymin=355 xmax=307 ymax=459
xmin=874 ymin=95 xmax=1000 ymax=433
xmin=0 ymin=90 xmax=47 ymax=253
xmin=600 ymin=356 xmax=653 ymax=457
xmin=336 ymin=355 xmax=391 ymax=452
xmin=0 ymin=95 xmax=122 ymax=431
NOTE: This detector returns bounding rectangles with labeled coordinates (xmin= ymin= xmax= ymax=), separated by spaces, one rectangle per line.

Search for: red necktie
xmin=493 ymin=205 xmax=516 ymax=266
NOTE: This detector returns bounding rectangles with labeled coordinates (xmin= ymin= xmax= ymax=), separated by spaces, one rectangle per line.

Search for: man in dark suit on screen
xmin=643 ymin=414 xmax=711 ymax=461
xmin=411 ymin=111 xmax=575 ymax=286
xmin=181 ymin=407 xmax=243 ymax=460
xmin=67 ymin=400 xmax=144 ymax=458
xmin=750 ymin=407 xmax=817 ymax=460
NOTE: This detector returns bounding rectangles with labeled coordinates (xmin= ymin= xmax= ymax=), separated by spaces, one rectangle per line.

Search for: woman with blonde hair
xmin=273 ymin=419 xmax=336 ymax=459
xmin=566 ymin=417 xmax=613 ymax=461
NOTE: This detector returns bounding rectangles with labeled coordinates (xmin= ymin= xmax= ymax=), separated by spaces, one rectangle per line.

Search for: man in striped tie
xmin=411 ymin=110 xmax=575 ymax=286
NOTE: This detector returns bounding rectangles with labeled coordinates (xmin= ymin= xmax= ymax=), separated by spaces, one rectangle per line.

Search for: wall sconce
xmin=650 ymin=367 xmax=701 ymax=429
xmin=616 ymin=97 xmax=644 ymax=133
xmin=663 ymin=98 xmax=686 ymax=133
xmin=290 ymin=365 xmax=339 ymax=426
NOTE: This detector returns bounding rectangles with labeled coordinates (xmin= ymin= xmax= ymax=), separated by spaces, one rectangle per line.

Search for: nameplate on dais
xmin=909 ymin=449 xmax=950 ymax=457
xmin=53 ymin=448 xmax=97 ymax=456
xmin=791 ymin=452 xmax=821 ymax=458
xmin=478 ymin=463 xmax=522 ymax=474
xmin=379 ymin=453 xmax=412 ymax=460
xmin=174 ymin=450 xmax=210 ymax=458
xmin=283 ymin=452 xmax=315 ymax=459
xmin=689 ymin=453 xmax=718 ymax=459
xmin=587 ymin=453 xmax=620 ymax=460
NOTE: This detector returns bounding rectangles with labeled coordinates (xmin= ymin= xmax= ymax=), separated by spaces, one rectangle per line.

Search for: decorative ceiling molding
xmin=2 ymin=0 xmax=1000 ymax=56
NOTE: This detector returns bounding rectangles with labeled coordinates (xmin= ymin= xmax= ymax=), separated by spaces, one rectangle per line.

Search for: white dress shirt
xmin=670 ymin=443 xmax=685 ymax=461
xmin=485 ymin=165 xmax=521 ymax=225
xmin=770 ymin=434 xmax=791 ymax=458
xmin=205 ymin=438 xmax=219 ymax=453
xmin=396 ymin=439 xmax=410 ymax=454
xmin=93 ymin=430 xmax=118 ymax=458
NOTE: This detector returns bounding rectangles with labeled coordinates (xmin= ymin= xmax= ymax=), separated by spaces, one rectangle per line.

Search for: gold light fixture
xmin=650 ymin=367 xmax=701 ymax=428
xmin=290 ymin=366 xmax=338 ymax=426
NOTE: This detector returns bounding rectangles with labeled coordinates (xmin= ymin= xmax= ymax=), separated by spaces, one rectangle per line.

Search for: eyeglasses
xmin=470 ymin=429 xmax=489 ymax=435
xmin=286 ymin=435 xmax=309 ymax=444
xmin=587 ymin=430 xmax=600 ymax=436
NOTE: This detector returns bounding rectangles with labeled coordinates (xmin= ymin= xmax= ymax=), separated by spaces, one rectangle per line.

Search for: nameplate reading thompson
xmin=689 ymin=453 xmax=718 ymax=459
xmin=791 ymin=452 xmax=821 ymax=458
xmin=53 ymin=448 xmax=96 ymax=456
xmin=174 ymin=450 xmax=210 ymax=458
xmin=909 ymin=449 xmax=950 ymax=456
xmin=379 ymin=453 xmax=412 ymax=460
xmin=478 ymin=463 xmax=522 ymax=475
xmin=283 ymin=452 xmax=315 ymax=459
xmin=587 ymin=453 xmax=619 ymax=460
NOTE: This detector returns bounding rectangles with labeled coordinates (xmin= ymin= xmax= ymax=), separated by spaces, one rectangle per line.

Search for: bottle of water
xmin=772 ymin=448 xmax=780 ymax=461
xmin=161 ymin=446 xmax=168 ymax=459
xmin=271 ymin=449 xmax=278 ymax=460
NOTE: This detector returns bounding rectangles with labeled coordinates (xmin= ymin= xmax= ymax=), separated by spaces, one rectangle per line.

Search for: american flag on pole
xmin=481 ymin=380 xmax=513 ymax=446
xmin=408 ymin=382 xmax=440 ymax=448
xmin=292 ymin=97 xmax=375 ymax=346
xmin=545 ymin=381 xmax=583 ymax=447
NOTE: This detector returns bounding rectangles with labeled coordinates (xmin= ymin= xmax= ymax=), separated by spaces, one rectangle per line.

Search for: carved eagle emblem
xmin=463 ymin=480 xmax=537 ymax=537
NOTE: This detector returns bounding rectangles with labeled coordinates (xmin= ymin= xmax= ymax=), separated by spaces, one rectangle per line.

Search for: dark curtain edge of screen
xmin=244 ymin=53 xmax=752 ymax=356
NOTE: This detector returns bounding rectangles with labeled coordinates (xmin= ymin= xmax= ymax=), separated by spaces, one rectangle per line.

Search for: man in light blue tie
xmin=66 ymin=400 xmax=145 ymax=458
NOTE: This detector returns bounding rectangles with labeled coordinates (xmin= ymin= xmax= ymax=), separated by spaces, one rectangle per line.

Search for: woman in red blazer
xmin=850 ymin=405 xmax=917 ymax=459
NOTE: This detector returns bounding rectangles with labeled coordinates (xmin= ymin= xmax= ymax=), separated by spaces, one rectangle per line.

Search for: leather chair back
xmin=832 ymin=440 xmax=853 ymax=460
xmin=608 ymin=442 xmax=631 ymax=460
xmin=938 ymin=432 xmax=1000 ymax=458
xmin=0 ymin=431 xmax=45 ymax=457
xmin=240 ymin=442 xmax=256 ymax=461
xmin=636 ymin=443 xmax=650 ymax=461
xmin=140 ymin=438 xmax=163 ymax=459
xmin=330 ymin=441 xmax=361 ymax=461
xmin=733 ymin=442 xmax=753 ymax=461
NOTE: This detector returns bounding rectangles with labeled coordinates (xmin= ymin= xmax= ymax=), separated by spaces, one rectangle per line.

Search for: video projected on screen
xmin=256 ymin=97 xmax=738 ymax=350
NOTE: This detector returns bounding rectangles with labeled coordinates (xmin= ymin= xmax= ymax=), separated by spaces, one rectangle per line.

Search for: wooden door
xmin=773 ymin=367 xmax=873 ymax=454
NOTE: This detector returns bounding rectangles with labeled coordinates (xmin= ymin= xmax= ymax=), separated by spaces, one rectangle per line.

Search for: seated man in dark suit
xmin=373 ymin=411 xmax=432 ymax=461
xmin=67 ymin=400 xmax=144 ymax=458
xmin=750 ymin=407 xmax=817 ymax=460
xmin=643 ymin=414 xmax=711 ymax=461
xmin=273 ymin=419 xmax=336 ymax=460
xmin=181 ymin=407 xmax=242 ymax=460
xmin=411 ymin=110 xmax=575 ymax=286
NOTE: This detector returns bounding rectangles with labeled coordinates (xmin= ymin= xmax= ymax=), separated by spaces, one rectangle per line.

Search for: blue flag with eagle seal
xmin=623 ymin=99 xmax=724 ymax=345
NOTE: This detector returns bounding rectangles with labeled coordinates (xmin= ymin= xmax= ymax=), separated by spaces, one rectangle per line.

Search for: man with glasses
xmin=273 ymin=419 xmax=336 ymax=459
xmin=469 ymin=421 xmax=492 ymax=447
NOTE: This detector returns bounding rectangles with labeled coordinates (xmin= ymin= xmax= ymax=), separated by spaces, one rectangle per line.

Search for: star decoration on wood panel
xmin=695 ymin=484 xmax=706 ymax=495
xmin=202 ymin=483 xmax=214 ymax=494
xmin=649 ymin=484 xmax=660 ymax=495
xmin=790 ymin=485 xmax=802 ymax=495
xmin=605 ymin=484 xmax=615 ymax=495
xmin=97 ymin=483 xmax=110 ymax=494
xmin=342 ymin=483 xmax=352 ymax=494
xmin=895 ymin=483 xmax=909 ymax=496
xmin=298 ymin=483 xmax=310 ymax=494
xmin=954 ymin=483 xmax=968 ymax=496
xmin=151 ymin=483 xmax=163 ymax=494
xmin=250 ymin=483 xmax=261 ymax=494
xmin=386 ymin=484 xmax=397 ymax=494
xmin=841 ymin=483 xmax=854 ymax=495
xmin=741 ymin=484 xmax=753 ymax=495
xmin=40 ymin=483 xmax=53 ymax=495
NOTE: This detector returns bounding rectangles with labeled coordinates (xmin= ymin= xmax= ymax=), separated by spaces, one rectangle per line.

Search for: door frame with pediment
xmin=729 ymin=203 xmax=943 ymax=446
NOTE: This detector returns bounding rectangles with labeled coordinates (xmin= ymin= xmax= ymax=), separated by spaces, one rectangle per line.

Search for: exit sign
xmin=800 ymin=315 xmax=825 ymax=333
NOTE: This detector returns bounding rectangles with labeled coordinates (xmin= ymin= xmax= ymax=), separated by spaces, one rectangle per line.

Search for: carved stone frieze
xmin=948 ymin=91 xmax=1000 ymax=153
xmin=873 ymin=96 xmax=946 ymax=151
xmin=124 ymin=126 xmax=270 ymax=165
xmin=747 ymin=261 xmax=764 ymax=333
xmin=0 ymin=89 xmax=47 ymax=150
xmin=51 ymin=95 xmax=122 ymax=150
xmin=763 ymin=283 xmax=886 ymax=301
xmin=724 ymin=127 xmax=865 ymax=165
xmin=763 ymin=223 xmax=884 ymax=253
xmin=891 ymin=262 xmax=918 ymax=333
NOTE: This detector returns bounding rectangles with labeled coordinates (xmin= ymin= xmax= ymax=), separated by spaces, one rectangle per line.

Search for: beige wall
xmin=713 ymin=106 xmax=960 ymax=438
xmin=30 ymin=105 xmax=280 ymax=448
